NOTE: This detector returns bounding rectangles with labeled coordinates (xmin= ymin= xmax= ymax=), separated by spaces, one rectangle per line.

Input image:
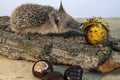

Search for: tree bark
xmin=0 ymin=16 xmax=119 ymax=72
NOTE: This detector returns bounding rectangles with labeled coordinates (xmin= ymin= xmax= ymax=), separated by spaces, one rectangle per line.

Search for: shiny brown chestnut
xmin=64 ymin=65 xmax=83 ymax=80
xmin=42 ymin=71 xmax=64 ymax=80
xmin=32 ymin=60 xmax=53 ymax=78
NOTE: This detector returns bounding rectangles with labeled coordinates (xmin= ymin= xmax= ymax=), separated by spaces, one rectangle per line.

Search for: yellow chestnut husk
xmin=82 ymin=17 xmax=109 ymax=45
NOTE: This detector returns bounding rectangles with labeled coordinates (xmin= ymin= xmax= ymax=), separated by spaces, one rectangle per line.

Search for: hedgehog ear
xmin=49 ymin=11 xmax=60 ymax=29
xmin=49 ymin=1 xmax=65 ymax=28
xmin=59 ymin=1 xmax=65 ymax=12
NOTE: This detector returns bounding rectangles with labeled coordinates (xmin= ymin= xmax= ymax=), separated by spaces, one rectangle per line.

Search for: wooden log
xmin=0 ymin=16 xmax=119 ymax=72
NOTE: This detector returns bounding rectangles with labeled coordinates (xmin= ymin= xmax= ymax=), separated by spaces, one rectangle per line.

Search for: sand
xmin=0 ymin=18 xmax=120 ymax=80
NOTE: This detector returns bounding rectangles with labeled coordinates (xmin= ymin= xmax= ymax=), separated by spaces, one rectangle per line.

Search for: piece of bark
xmin=98 ymin=60 xmax=120 ymax=73
xmin=98 ymin=51 xmax=120 ymax=73
xmin=0 ymin=16 xmax=119 ymax=72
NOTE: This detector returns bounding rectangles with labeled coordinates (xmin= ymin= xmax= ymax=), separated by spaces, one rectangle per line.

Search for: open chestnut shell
xmin=32 ymin=60 xmax=53 ymax=78
xmin=64 ymin=65 xmax=83 ymax=80
xmin=42 ymin=71 xmax=64 ymax=80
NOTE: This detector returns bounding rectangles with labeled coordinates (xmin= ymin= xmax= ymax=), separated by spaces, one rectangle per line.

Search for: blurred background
xmin=0 ymin=0 xmax=120 ymax=18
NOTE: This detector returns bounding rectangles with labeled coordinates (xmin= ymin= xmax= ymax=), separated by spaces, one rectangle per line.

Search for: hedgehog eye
xmin=67 ymin=23 xmax=70 ymax=26
xmin=67 ymin=22 xmax=72 ymax=26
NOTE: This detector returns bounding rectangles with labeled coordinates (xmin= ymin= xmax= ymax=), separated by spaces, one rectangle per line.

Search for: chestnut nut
xmin=32 ymin=60 xmax=53 ymax=78
xmin=42 ymin=71 xmax=64 ymax=80
xmin=32 ymin=60 xmax=84 ymax=80
xmin=64 ymin=65 xmax=83 ymax=80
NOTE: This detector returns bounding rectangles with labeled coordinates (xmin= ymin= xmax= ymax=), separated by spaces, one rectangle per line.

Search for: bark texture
xmin=0 ymin=16 xmax=119 ymax=72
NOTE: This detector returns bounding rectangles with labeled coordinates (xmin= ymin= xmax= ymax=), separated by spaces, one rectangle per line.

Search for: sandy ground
xmin=0 ymin=18 xmax=120 ymax=80
xmin=0 ymin=55 xmax=37 ymax=80
xmin=105 ymin=18 xmax=120 ymax=38
xmin=0 ymin=55 xmax=120 ymax=80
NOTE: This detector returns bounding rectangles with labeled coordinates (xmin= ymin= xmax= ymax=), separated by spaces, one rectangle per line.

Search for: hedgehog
xmin=10 ymin=2 xmax=82 ymax=35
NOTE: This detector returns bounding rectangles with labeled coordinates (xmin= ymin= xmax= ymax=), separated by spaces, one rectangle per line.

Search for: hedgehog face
xmin=58 ymin=12 xmax=82 ymax=33
xmin=49 ymin=2 xmax=82 ymax=34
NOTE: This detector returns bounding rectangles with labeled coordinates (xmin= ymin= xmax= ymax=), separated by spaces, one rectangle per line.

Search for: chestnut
xmin=32 ymin=60 xmax=53 ymax=78
xmin=64 ymin=65 xmax=83 ymax=80
xmin=42 ymin=71 xmax=64 ymax=80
